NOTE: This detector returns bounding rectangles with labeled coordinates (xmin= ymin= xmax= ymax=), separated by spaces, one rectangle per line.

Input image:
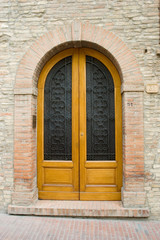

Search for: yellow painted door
xmin=79 ymin=49 xmax=122 ymax=200
xmin=37 ymin=48 xmax=122 ymax=200
xmin=37 ymin=49 xmax=80 ymax=200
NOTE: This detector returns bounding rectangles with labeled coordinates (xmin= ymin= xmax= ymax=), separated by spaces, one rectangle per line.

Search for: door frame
xmin=37 ymin=47 xmax=122 ymax=200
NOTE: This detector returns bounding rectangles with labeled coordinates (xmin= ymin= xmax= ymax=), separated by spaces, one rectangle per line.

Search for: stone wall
xmin=0 ymin=0 xmax=160 ymax=219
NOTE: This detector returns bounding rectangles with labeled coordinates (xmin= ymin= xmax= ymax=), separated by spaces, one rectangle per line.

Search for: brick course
xmin=0 ymin=0 xmax=159 ymax=219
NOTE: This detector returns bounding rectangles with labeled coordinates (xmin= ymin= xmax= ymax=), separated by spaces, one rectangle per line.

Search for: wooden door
xmin=37 ymin=49 xmax=79 ymax=200
xmin=79 ymin=49 xmax=122 ymax=200
xmin=37 ymin=48 xmax=122 ymax=200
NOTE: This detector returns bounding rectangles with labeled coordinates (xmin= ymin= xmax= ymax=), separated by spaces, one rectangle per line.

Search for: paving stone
xmin=0 ymin=213 xmax=160 ymax=240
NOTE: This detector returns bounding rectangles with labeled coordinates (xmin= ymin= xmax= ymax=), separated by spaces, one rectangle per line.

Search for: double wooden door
xmin=37 ymin=48 xmax=122 ymax=200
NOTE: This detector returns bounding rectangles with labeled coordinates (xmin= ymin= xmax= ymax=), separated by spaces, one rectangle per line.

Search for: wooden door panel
xmin=42 ymin=186 xmax=74 ymax=192
xmin=44 ymin=168 xmax=73 ymax=185
xmin=85 ymin=187 xmax=118 ymax=193
xmin=79 ymin=49 xmax=122 ymax=201
xmin=80 ymin=192 xmax=121 ymax=201
xmin=86 ymin=168 xmax=116 ymax=185
xmin=39 ymin=191 xmax=79 ymax=200
xmin=37 ymin=49 xmax=79 ymax=200
xmin=42 ymin=161 xmax=74 ymax=192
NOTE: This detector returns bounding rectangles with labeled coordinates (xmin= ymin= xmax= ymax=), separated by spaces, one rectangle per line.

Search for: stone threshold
xmin=8 ymin=201 xmax=149 ymax=218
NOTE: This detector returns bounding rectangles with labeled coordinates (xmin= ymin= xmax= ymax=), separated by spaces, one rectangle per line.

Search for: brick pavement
xmin=0 ymin=214 xmax=159 ymax=240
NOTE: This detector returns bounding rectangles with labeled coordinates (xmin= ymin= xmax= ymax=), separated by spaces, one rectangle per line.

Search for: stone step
xmin=8 ymin=201 xmax=149 ymax=218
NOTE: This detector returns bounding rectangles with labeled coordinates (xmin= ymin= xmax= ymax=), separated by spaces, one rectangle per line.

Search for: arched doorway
xmin=37 ymin=48 xmax=122 ymax=200
xmin=11 ymin=21 xmax=147 ymax=213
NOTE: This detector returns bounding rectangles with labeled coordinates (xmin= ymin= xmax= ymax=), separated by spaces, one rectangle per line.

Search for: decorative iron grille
xmin=86 ymin=56 xmax=115 ymax=161
xmin=44 ymin=56 xmax=72 ymax=160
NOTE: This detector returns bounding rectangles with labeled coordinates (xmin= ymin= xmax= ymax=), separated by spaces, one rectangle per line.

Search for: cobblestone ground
xmin=0 ymin=214 xmax=159 ymax=240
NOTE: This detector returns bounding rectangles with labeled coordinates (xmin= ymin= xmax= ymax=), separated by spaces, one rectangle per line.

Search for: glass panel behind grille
xmin=86 ymin=56 xmax=115 ymax=161
xmin=44 ymin=56 xmax=72 ymax=160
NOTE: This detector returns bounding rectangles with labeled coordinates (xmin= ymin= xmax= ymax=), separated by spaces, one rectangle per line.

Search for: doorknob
xmin=80 ymin=132 xmax=84 ymax=136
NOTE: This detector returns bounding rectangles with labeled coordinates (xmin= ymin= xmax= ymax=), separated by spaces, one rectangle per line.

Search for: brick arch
xmin=12 ymin=21 xmax=146 ymax=210
xmin=15 ymin=21 xmax=143 ymax=90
